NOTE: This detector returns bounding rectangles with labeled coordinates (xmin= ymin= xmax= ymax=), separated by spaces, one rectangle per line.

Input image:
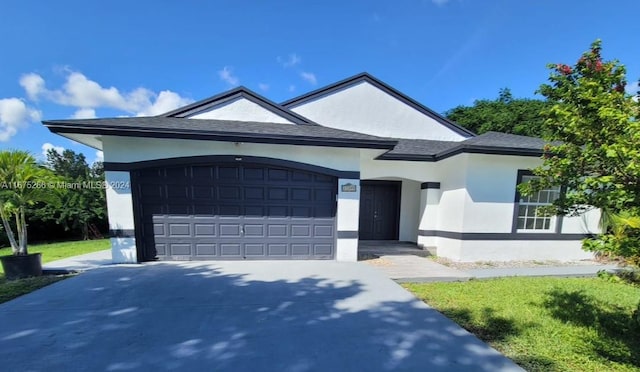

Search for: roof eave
xmin=44 ymin=123 xmax=397 ymax=150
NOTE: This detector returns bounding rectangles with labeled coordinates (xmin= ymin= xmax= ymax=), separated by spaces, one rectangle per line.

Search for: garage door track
xmin=0 ymin=261 xmax=522 ymax=371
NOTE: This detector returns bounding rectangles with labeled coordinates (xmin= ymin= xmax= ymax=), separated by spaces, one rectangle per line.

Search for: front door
xmin=359 ymin=181 xmax=400 ymax=240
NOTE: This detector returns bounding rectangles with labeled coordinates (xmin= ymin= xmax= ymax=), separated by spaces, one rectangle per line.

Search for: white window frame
xmin=515 ymin=173 xmax=561 ymax=233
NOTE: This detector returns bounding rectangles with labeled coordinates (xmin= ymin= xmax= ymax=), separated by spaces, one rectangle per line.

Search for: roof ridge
xmin=159 ymin=86 xmax=318 ymax=125
xmin=281 ymin=72 xmax=476 ymax=137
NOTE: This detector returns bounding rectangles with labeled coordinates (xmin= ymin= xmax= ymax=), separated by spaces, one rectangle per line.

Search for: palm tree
xmin=0 ymin=150 xmax=58 ymax=255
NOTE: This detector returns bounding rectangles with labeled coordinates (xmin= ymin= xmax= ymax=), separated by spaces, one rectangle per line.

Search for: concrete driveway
xmin=0 ymin=261 xmax=522 ymax=371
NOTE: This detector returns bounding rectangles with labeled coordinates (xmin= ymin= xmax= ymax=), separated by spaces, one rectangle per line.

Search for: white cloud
xmin=19 ymin=71 xmax=193 ymax=117
xmin=71 ymin=108 xmax=96 ymax=119
xmin=95 ymin=150 xmax=104 ymax=163
xmin=0 ymin=98 xmax=41 ymax=141
xmin=626 ymin=81 xmax=639 ymax=95
xmin=19 ymin=73 xmax=46 ymax=101
xmin=41 ymin=142 xmax=65 ymax=158
xmin=136 ymin=91 xmax=193 ymax=116
xmin=432 ymin=0 xmax=450 ymax=5
xmin=300 ymin=72 xmax=317 ymax=85
xmin=277 ymin=53 xmax=301 ymax=68
xmin=218 ymin=66 xmax=239 ymax=87
xmin=258 ymin=83 xmax=269 ymax=92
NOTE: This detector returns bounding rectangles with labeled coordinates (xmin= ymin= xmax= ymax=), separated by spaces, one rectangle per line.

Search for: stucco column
xmin=105 ymin=171 xmax=137 ymax=263
xmin=335 ymin=179 xmax=360 ymax=262
xmin=417 ymin=182 xmax=441 ymax=253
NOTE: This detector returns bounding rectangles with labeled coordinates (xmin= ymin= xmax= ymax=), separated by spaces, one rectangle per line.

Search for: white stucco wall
xmin=102 ymin=137 xmax=360 ymax=171
xmin=336 ymin=179 xmax=360 ymax=261
xmin=457 ymin=240 xmax=593 ymax=262
xmin=289 ymin=81 xmax=467 ymax=141
xmin=462 ymin=154 xmax=600 ymax=235
xmin=104 ymin=171 xmax=137 ymax=263
xmin=399 ymin=180 xmax=420 ymax=242
xmin=434 ymin=155 xmax=468 ymax=233
xmin=188 ymin=96 xmax=294 ymax=124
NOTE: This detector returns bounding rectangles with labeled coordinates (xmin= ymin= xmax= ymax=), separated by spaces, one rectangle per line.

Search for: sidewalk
xmin=43 ymin=249 xmax=115 ymax=273
xmin=362 ymin=254 xmax=621 ymax=282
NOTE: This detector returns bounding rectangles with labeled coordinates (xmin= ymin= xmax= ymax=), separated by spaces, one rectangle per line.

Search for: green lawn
xmin=404 ymin=278 xmax=640 ymax=372
xmin=0 ymin=238 xmax=110 ymax=274
xmin=0 ymin=239 xmax=110 ymax=303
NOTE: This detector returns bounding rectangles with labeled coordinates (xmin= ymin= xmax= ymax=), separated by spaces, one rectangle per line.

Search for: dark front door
xmin=359 ymin=181 xmax=400 ymax=240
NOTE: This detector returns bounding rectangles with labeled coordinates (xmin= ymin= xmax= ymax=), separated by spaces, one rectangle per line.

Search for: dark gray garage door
xmin=132 ymin=163 xmax=337 ymax=261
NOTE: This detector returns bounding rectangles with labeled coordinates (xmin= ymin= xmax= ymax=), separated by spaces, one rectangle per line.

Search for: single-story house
xmin=43 ymin=73 xmax=600 ymax=263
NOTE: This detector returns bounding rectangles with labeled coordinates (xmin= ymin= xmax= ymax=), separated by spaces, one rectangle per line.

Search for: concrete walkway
xmin=43 ymin=249 xmax=117 ymax=273
xmin=363 ymin=255 xmax=472 ymax=283
xmin=42 ymin=248 xmax=619 ymax=282
xmin=359 ymin=244 xmax=621 ymax=282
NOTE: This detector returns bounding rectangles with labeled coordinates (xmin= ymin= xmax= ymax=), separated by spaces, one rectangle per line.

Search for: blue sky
xmin=1 ymin=0 xmax=638 ymax=162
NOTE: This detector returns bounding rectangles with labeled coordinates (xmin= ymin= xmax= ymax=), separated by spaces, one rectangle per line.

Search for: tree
xmin=36 ymin=149 xmax=107 ymax=240
xmin=520 ymin=39 xmax=640 ymax=259
xmin=445 ymin=88 xmax=551 ymax=137
xmin=0 ymin=150 xmax=58 ymax=255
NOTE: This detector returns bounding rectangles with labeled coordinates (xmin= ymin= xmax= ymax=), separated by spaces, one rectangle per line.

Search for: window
xmin=516 ymin=174 xmax=561 ymax=232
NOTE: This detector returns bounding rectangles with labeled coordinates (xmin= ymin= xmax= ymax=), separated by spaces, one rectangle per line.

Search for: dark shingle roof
xmin=463 ymin=131 xmax=547 ymax=150
xmin=378 ymin=139 xmax=460 ymax=160
xmin=43 ymin=119 xmax=547 ymax=160
xmin=43 ymin=117 xmax=397 ymax=149
xmin=377 ymin=132 xmax=547 ymax=161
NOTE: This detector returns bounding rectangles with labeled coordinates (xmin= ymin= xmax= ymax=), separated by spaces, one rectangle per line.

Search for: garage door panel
xmin=135 ymin=163 xmax=336 ymax=260
xmin=193 ymin=186 xmax=214 ymax=199
xmin=244 ymin=205 xmax=265 ymax=217
xmin=267 ymin=244 xmax=287 ymax=256
xmin=314 ymin=206 xmax=334 ymax=218
xmin=268 ymin=168 xmax=288 ymax=181
xmin=267 ymin=206 xmax=288 ymax=217
xmin=165 ymin=167 xmax=188 ymax=179
xmin=243 ymin=167 xmax=264 ymax=180
xmin=218 ymin=186 xmax=241 ymax=200
xmin=268 ymin=188 xmax=288 ymax=201
xmin=314 ymin=225 xmax=334 ymax=237
xmin=291 ymin=244 xmax=311 ymax=256
xmin=244 ymin=187 xmax=264 ymax=200
xmin=218 ymin=166 xmax=240 ymax=180
xmin=291 ymin=225 xmax=311 ymax=237
xmin=314 ymin=244 xmax=333 ymax=255
xmin=220 ymin=244 xmax=242 ymax=257
xmin=169 ymin=243 xmax=191 ymax=256
xmin=191 ymin=166 xmax=213 ymax=179
xmin=219 ymin=205 xmax=241 ymax=216
xmin=244 ymin=244 xmax=265 ymax=256
xmin=243 ymin=224 xmax=264 ymax=237
xmin=219 ymin=224 xmax=241 ymax=237
xmin=168 ymin=223 xmax=190 ymax=236
xmin=194 ymin=224 xmax=216 ymax=237
xmin=195 ymin=243 xmax=217 ymax=256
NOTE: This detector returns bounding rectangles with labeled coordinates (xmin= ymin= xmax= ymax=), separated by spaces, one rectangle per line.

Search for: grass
xmin=0 ymin=238 xmax=110 ymax=274
xmin=404 ymin=277 xmax=640 ymax=372
xmin=0 ymin=239 xmax=109 ymax=303
xmin=0 ymin=275 xmax=71 ymax=304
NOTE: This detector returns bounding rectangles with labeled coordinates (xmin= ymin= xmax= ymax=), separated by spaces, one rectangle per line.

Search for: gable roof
xmin=161 ymin=86 xmax=317 ymax=125
xmin=281 ymin=72 xmax=476 ymax=137
xmin=43 ymin=117 xmax=397 ymax=150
